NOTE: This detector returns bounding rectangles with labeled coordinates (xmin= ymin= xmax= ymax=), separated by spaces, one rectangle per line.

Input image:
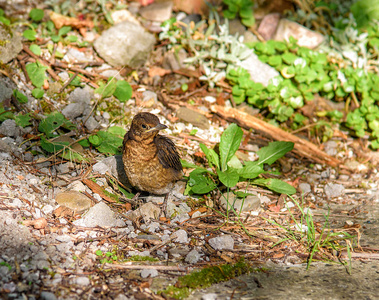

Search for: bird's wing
xmin=155 ymin=135 xmax=182 ymax=172
xmin=122 ymin=130 xmax=130 ymax=149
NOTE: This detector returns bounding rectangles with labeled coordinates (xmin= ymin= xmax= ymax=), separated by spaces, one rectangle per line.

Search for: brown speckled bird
xmin=122 ymin=112 xmax=183 ymax=214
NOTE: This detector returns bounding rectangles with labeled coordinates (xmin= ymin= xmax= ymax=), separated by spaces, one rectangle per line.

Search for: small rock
xmin=84 ymin=116 xmax=100 ymax=131
xmin=0 ymin=119 xmax=20 ymax=137
xmin=0 ymin=25 xmax=22 ymax=63
xmin=176 ymin=107 xmax=210 ymax=129
xmin=74 ymin=276 xmax=90 ymax=285
xmin=140 ymin=268 xmax=158 ymax=278
xmin=67 ymin=180 xmax=87 ymax=192
xmin=257 ymin=13 xmax=281 ymax=40
xmin=173 ymin=229 xmax=188 ymax=244
xmin=141 ymin=90 xmax=157 ymax=107
xmin=40 ymin=291 xmax=57 ymax=300
xmin=299 ymin=183 xmax=311 ymax=194
xmin=55 ymin=191 xmax=92 ymax=213
xmin=93 ymin=161 xmax=111 ymax=174
xmin=220 ymin=192 xmax=261 ymax=213
xmin=228 ymin=18 xmax=246 ymax=36
xmin=126 ymin=202 xmax=160 ymax=222
xmin=62 ymin=103 xmax=85 ymax=120
xmin=111 ymin=9 xmax=140 ymax=25
xmin=324 ymin=140 xmax=338 ymax=156
xmin=69 ymin=87 xmax=92 ymax=104
xmin=274 ymin=19 xmax=324 ymax=49
xmin=202 ymin=294 xmax=218 ymax=300
xmin=0 ymin=81 xmax=13 ymax=103
xmin=185 ymin=249 xmax=201 ymax=264
xmin=239 ymin=53 xmax=280 ymax=87
xmin=324 ymin=183 xmax=345 ymax=199
xmin=74 ymin=202 xmax=125 ymax=227
xmin=94 ymin=21 xmax=156 ymax=68
xmin=139 ymin=1 xmax=173 ymax=22
xmin=208 ymin=235 xmax=234 ymax=250
xmin=163 ymin=48 xmax=187 ymax=71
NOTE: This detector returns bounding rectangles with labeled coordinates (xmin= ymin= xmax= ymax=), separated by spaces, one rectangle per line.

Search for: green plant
xmin=184 ymin=123 xmax=296 ymax=196
xmin=264 ymin=196 xmax=356 ymax=270
xmin=223 ymin=0 xmax=255 ymax=27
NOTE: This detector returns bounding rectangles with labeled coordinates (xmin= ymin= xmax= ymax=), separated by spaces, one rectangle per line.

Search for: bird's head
xmin=129 ymin=112 xmax=167 ymax=141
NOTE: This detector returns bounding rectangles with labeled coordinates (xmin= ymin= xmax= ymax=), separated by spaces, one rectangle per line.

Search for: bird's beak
xmin=145 ymin=123 xmax=167 ymax=133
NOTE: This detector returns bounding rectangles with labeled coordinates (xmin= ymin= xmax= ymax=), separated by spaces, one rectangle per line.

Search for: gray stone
xmin=141 ymin=90 xmax=157 ymax=107
xmin=172 ymin=229 xmax=188 ymax=244
xmin=84 ymin=116 xmax=99 ymax=131
xmin=239 ymin=53 xmax=280 ymax=87
xmin=185 ymin=249 xmax=201 ymax=264
xmin=0 ymin=119 xmax=19 ymax=137
xmin=201 ymin=294 xmax=217 ymax=300
xmin=73 ymin=202 xmax=125 ymax=227
xmin=74 ymin=276 xmax=90 ymax=285
xmin=40 ymin=291 xmax=57 ymax=300
xmin=69 ymin=87 xmax=92 ymax=104
xmin=94 ymin=21 xmax=155 ymax=68
xmin=62 ymin=103 xmax=85 ymax=120
xmin=67 ymin=180 xmax=87 ymax=192
xmin=0 ymin=24 xmax=22 ymax=64
xmin=93 ymin=161 xmax=110 ymax=174
xmin=0 ymin=139 xmax=12 ymax=154
xmin=126 ymin=202 xmax=160 ymax=222
xmin=176 ymin=107 xmax=210 ymax=129
xmin=324 ymin=140 xmax=338 ymax=156
xmin=0 ymin=81 xmax=13 ymax=103
xmin=257 ymin=13 xmax=281 ymax=40
xmin=324 ymin=183 xmax=345 ymax=199
xmin=299 ymin=183 xmax=311 ymax=194
xmin=140 ymin=268 xmax=158 ymax=278
xmin=228 ymin=18 xmax=246 ymax=36
xmin=139 ymin=1 xmax=173 ymax=22
xmin=55 ymin=191 xmax=92 ymax=213
xmin=220 ymin=192 xmax=261 ymax=213
xmin=208 ymin=235 xmax=234 ymax=251
xmin=274 ymin=19 xmax=324 ymax=49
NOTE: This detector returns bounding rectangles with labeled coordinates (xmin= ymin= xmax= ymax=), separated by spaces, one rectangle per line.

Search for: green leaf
xmin=31 ymin=88 xmax=44 ymax=98
xmin=25 ymin=62 xmax=47 ymax=88
xmin=13 ymin=90 xmax=28 ymax=103
xmin=0 ymin=104 xmax=13 ymax=122
xmin=58 ymin=26 xmax=71 ymax=36
xmin=113 ymin=80 xmax=133 ymax=102
xmin=238 ymin=161 xmax=264 ymax=179
xmin=89 ymin=131 xmax=123 ymax=155
xmin=219 ymin=124 xmax=243 ymax=171
xmin=186 ymin=169 xmax=217 ymax=194
xmin=241 ymin=16 xmax=255 ymax=27
xmin=0 ymin=16 xmax=10 ymax=26
xmin=257 ymin=141 xmax=294 ymax=165
xmin=107 ymin=126 xmax=126 ymax=137
xmin=29 ymin=8 xmax=44 ymax=21
xmin=200 ymin=143 xmax=220 ymax=170
xmin=40 ymin=136 xmax=68 ymax=153
xmin=38 ymin=111 xmax=75 ymax=137
xmin=23 ymin=29 xmax=37 ymax=41
xmin=78 ymin=139 xmax=90 ymax=148
xmin=15 ymin=113 xmax=32 ymax=127
xmin=217 ymin=168 xmax=239 ymax=188
xmin=95 ymin=78 xmax=117 ymax=99
xmin=227 ymin=154 xmax=243 ymax=169
xmin=66 ymin=35 xmax=78 ymax=43
xmin=253 ymin=178 xmax=296 ymax=195
xmin=29 ymin=44 xmax=41 ymax=56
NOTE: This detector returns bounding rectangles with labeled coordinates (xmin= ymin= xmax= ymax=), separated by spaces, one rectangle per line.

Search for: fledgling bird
xmin=122 ymin=112 xmax=183 ymax=216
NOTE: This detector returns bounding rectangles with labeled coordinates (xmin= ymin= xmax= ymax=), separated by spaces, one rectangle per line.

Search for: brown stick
xmin=210 ymin=105 xmax=341 ymax=167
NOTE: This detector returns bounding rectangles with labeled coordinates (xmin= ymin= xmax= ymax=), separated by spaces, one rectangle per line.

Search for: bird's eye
xmin=141 ymin=124 xmax=147 ymax=129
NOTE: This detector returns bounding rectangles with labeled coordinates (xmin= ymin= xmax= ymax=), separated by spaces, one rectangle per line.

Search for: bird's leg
xmin=131 ymin=192 xmax=140 ymax=202
xmin=160 ymin=192 xmax=170 ymax=219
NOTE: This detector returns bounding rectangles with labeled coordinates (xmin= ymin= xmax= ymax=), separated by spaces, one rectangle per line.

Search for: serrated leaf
xmin=38 ymin=111 xmax=75 ymax=137
xmin=25 ymin=62 xmax=47 ymax=88
xmin=113 ymin=80 xmax=133 ymax=102
xmin=0 ymin=103 xmax=14 ymax=122
xmin=257 ymin=141 xmax=294 ymax=165
xmin=40 ymin=136 xmax=68 ymax=153
xmin=89 ymin=131 xmax=123 ymax=155
xmin=107 ymin=126 xmax=126 ymax=137
xmin=187 ymin=169 xmax=217 ymax=194
xmin=219 ymin=124 xmax=243 ymax=171
xmin=253 ymin=178 xmax=296 ymax=195
xmin=14 ymin=113 xmax=31 ymax=127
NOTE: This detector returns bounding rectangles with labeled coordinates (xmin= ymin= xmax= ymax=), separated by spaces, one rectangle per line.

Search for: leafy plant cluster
xmin=159 ymin=18 xmax=252 ymax=88
xmin=227 ymin=36 xmax=379 ymax=148
xmin=222 ymin=0 xmax=255 ymax=27
xmin=184 ymin=123 xmax=296 ymax=196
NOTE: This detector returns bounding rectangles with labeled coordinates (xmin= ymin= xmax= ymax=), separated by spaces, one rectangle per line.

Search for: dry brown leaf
xmin=148 ymin=66 xmax=171 ymax=77
xmin=23 ymin=217 xmax=47 ymax=229
xmin=49 ymin=11 xmax=94 ymax=29
xmin=82 ymin=179 xmax=116 ymax=203
xmin=53 ymin=206 xmax=74 ymax=218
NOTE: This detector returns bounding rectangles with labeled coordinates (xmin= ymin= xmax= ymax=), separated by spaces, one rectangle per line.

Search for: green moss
xmin=128 ymin=255 xmax=158 ymax=262
xmin=159 ymin=259 xmax=255 ymax=299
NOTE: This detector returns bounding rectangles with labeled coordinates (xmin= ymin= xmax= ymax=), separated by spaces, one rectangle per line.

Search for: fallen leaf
xmin=49 ymin=11 xmax=94 ymax=29
xmin=148 ymin=66 xmax=171 ymax=77
xmin=23 ymin=217 xmax=47 ymax=229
